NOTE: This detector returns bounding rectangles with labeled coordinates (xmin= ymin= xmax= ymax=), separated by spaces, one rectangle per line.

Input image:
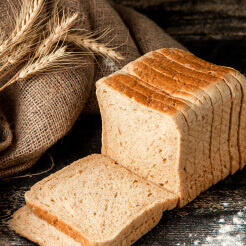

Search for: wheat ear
xmin=0 ymin=46 xmax=67 ymax=92
xmin=0 ymin=40 xmax=34 ymax=73
xmin=65 ymin=34 xmax=124 ymax=60
xmin=36 ymin=12 xmax=78 ymax=57
xmin=0 ymin=0 xmax=44 ymax=54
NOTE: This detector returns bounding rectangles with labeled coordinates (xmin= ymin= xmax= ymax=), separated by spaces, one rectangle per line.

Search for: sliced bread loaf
xmin=25 ymin=154 xmax=178 ymax=245
xmin=96 ymin=48 xmax=244 ymax=207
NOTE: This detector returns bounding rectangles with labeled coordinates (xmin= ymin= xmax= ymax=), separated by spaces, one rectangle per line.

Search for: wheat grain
xmin=0 ymin=0 xmax=124 ymax=92
xmin=66 ymin=34 xmax=124 ymax=60
xmin=10 ymin=0 xmax=44 ymax=44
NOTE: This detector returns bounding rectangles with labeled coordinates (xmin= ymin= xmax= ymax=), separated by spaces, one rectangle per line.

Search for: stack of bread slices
xmin=10 ymin=48 xmax=246 ymax=245
xmin=10 ymin=154 xmax=178 ymax=245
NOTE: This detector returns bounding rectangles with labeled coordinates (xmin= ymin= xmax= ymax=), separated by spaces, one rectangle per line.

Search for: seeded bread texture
xmin=25 ymin=154 xmax=178 ymax=245
xmin=96 ymin=48 xmax=245 ymax=207
xmin=10 ymin=206 xmax=162 ymax=246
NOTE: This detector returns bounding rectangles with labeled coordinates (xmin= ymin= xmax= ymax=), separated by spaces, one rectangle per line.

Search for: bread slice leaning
xmin=25 ymin=154 xmax=178 ymax=246
xmin=9 ymin=206 xmax=162 ymax=246
xmin=9 ymin=205 xmax=81 ymax=246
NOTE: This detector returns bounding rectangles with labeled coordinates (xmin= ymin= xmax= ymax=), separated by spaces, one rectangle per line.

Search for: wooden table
xmin=1 ymin=0 xmax=246 ymax=245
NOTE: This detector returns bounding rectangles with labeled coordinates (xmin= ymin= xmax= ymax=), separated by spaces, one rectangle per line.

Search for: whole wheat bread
xmin=10 ymin=205 xmax=162 ymax=246
xmin=9 ymin=205 xmax=81 ymax=246
xmin=24 ymin=154 xmax=178 ymax=245
xmin=160 ymin=48 xmax=241 ymax=177
xmin=96 ymin=48 xmax=245 ymax=207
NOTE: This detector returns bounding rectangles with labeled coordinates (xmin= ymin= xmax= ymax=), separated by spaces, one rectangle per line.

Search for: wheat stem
xmin=0 ymin=59 xmax=25 ymax=81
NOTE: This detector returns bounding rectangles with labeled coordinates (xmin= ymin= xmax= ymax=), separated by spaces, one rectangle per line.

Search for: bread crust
xmin=25 ymin=154 xmax=178 ymax=245
xmin=25 ymin=197 xmax=91 ymax=245
xmin=9 ymin=206 xmax=81 ymax=246
xmin=10 ymin=205 xmax=163 ymax=246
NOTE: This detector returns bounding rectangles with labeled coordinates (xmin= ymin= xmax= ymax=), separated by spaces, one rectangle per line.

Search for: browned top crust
xmin=100 ymin=48 xmax=232 ymax=115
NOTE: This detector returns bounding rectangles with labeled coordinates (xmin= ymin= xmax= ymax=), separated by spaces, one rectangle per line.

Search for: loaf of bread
xmin=96 ymin=48 xmax=246 ymax=207
xmin=22 ymin=154 xmax=177 ymax=245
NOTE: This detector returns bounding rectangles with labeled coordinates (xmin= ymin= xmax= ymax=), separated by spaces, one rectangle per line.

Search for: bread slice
xmin=121 ymin=63 xmax=205 ymax=202
xmin=126 ymin=54 xmax=213 ymax=198
xmin=161 ymin=48 xmax=241 ymax=177
xmin=9 ymin=205 xmax=81 ymax=246
xmin=25 ymin=154 xmax=178 ymax=245
xmin=10 ymin=206 xmax=162 ymax=246
xmin=150 ymin=50 xmax=228 ymax=186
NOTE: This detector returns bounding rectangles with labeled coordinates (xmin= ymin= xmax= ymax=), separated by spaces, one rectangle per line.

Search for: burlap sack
xmin=0 ymin=0 xmax=186 ymax=178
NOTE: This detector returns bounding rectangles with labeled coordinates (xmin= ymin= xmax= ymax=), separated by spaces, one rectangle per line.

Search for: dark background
xmin=1 ymin=0 xmax=246 ymax=245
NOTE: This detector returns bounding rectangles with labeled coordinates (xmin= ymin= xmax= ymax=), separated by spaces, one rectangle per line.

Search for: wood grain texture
xmin=113 ymin=0 xmax=246 ymax=72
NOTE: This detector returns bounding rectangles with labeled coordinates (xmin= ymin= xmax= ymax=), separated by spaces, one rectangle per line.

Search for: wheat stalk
xmin=0 ymin=0 xmax=44 ymax=55
xmin=66 ymin=34 xmax=124 ymax=60
xmin=36 ymin=12 xmax=78 ymax=57
xmin=0 ymin=40 xmax=33 ymax=73
xmin=0 ymin=46 xmax=67 ymax=92
xmin=0 ymin=1 xmax=124 ymax=92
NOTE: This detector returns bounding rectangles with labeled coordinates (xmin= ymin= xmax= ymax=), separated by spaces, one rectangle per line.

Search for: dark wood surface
xmin=1 ymin=0 xmax=246 ymax=245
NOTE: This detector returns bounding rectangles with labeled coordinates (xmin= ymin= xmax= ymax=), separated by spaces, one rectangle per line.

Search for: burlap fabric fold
xmin=0 ymin=0 xmax=186 ymax=178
